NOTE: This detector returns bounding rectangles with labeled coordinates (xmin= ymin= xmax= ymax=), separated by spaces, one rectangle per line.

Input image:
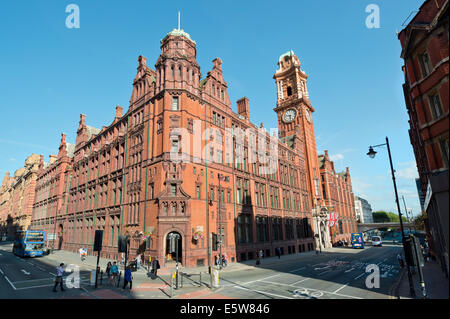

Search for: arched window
xmin=287 ymin=86 xmax=292 ymax=96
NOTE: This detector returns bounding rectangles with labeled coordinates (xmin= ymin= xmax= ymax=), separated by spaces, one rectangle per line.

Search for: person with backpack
xmin=122 ymin=266 xmax=133 ymax=291
xmin=110 ymin=261 xmax=119 ymax=286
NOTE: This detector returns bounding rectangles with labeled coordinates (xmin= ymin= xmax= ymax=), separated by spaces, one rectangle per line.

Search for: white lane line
xmin=242 ymin=273 xmax=281 ymax=285
xmin=0 ymin=268 xmax=3 ymax=275
xmin=292 ymin=278 xmax=310 ymax=286
xmin=4 ymin=276 xmax=17 ymax=290
xmin=289 ymin=267 xmax=306 ymax=273
xmin=21 ymin=269 xmax=31 ymax=275
xmin=318 ymin=270 xmax=332 ymax=276
xmin=354 ymin=273 xmax=365 ymax=280
xmin=49 ymin=272 xmax=56 ymax=276
xmin=333 ymin=282 xmax=349 ymax=294
xmin=257 ymin=281 xmax=363 ymax=299
xmin=233 ymin=285 xmax=294 ymax=299
xmin=344 ymin=267 xmax=355 ymax=273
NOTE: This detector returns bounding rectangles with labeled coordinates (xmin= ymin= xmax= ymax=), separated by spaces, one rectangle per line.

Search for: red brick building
xmin=30 ymin=134 xmax=74 ymax=250
xmin=398 ymin=0 xmax=448 ymax=276
xmin=0 ymin=154 xmax=40 ymax=239
xmin=318 ymin=150 xmax=358 ymax=245
xmin=29 ymin=28 xmax=356 ymax=267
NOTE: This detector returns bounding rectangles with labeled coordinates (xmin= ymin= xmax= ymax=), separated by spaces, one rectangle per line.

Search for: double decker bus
xmin=351 ymin=232 xmax=365 ymax=249
xmin=12 ymin=230 xmax=45 ymax=257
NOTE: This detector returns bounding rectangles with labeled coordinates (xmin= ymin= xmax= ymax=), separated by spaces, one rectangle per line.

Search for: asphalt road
xmin=215 ymin=244 xmax=403 ymax=299
xmin=0 ymin=242 xmax=402 ymax=299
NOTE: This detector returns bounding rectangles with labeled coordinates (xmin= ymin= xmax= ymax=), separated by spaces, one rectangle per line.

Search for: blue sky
xmin=0 ymin=0 xmax=424 ymax=217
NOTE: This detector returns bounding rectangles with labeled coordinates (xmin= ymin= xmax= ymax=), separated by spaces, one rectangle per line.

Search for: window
xmin=196 ymin=186 xmax=201 ymax=199
xmin=429 ymin=94 xmax=443 ymax=120
xmin=419 ymin=52 xmax=432 ymax=78
xmin=172 ymin=96 xmax=179 ymax=111
xmin=171 ymin=139 xmax=179 ymax=153
xmin=287 ymin=86 xmax=292 ymax=96
xmin=171 ymin=184 xmax=177 ymax=196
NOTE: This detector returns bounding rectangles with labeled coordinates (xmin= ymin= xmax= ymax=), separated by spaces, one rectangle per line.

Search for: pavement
xmin=392 ymin=259 xmax=449 ymax=299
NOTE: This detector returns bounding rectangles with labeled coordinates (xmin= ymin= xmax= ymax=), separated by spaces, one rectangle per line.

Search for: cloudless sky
xmin=0 ymin=0 xmax=425 ymax=217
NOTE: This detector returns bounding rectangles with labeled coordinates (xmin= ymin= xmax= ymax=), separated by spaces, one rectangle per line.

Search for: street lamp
xmin=367 ymin=136 xmax=416 ymax=297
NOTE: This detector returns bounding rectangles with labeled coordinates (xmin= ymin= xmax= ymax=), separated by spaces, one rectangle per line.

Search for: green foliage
xmin=414 ymin=211 xmax=427 ymax=230
xmin=372 ymin=210 xmax=407 ymax=223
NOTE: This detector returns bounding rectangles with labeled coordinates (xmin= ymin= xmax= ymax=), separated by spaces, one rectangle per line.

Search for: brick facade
xmin=318 ymin=150 xmax=358 ymax=245
xmin=26 ymin=28 xmax=357 ymax=267
xmin=398 ymin=0 xmax=449 ymax=276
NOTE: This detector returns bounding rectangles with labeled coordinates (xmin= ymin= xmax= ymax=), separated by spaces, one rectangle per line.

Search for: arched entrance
xmin=57 ymin=224 xmax=63 ymax=250
xmin=165 ymin=231 xmax=182 ymax=264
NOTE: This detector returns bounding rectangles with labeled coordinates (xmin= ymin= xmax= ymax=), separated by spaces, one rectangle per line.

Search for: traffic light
xmin=93 ymin=230 xmax=103 ymax=252
xmin=212 ymin=233 xmax=218 ymax=251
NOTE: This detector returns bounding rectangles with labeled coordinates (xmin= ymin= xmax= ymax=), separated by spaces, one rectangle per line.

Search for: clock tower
xmin=273 ymin=50 xmax=323 ymax=209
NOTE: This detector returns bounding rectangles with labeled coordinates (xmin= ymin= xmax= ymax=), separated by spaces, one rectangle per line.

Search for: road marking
xmin=233 ymin=285 xmax=294 ymax=299
xmin=0 ymin=268 xmax=3 ymax=275
xmin=242 ymin=273 xmax=281 ymax=285
xmin=344 ymin=268 xmax=355 ymax=273
xmin=333 ymin=282 xmax=349 ymax=294
xmin=21 ymin=269 xmax=31 ymax=275
xmin=292 ymin=278 xmax=310 ymax=285
xmin=4 ymin=276 xmax=17 ymax=290
xmin=318 ymin=270 xmax=332 ymax=276
xmin=354 ymin=273 xmax=365 ymax=280
xmin=289 ymin=267 xmax=306 ymax=273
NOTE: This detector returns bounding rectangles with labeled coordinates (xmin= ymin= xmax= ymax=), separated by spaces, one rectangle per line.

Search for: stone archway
xmin=165 ymin=231 xmax=182 ymax=264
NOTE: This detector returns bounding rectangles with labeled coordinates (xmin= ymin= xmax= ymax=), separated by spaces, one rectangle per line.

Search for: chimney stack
xmin=237 ymin=97 xmax=249 ymax=120
xmin=115 ymin=105 xmax=123 ymax=118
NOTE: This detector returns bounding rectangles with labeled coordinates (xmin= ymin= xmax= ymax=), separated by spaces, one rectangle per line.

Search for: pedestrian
xmin=53 ymin=263 xmax=65 ymax=292
xmin=122 ymin=266 xmax=133 ymax=291
xmin=259 ymin=249 xmax=264 ymax=259
xmin=151 ymin=258 xmax=160 ymax=277
xmin=136 ymin=254 xmax=141 ymax=270
xmin=106 ymin=261 xmax=112 ymax=285
xmin=276 ymin=247 xmax=281 ymax=259
xmin=222 ymin=254 xmax=227 ymax=267
xmin=110 ymin=261 xmax=119 ymax=286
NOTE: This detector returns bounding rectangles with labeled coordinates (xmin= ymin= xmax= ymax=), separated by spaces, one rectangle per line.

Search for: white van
xmin=372 ymin=236 xmax=382 ymax=247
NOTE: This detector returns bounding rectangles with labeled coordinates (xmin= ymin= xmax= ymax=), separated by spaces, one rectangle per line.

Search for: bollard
xmin=170 ymin=272 xmax=174 ymax=298
xmin=180 ymin=272 xmax=183 ymax=288
xmin=117 ymin=271 xmax=121 ymax=288
xmin=100 ymin=270 xmax=103 ymax=285
xmin=199 ymin=272 xmax=202 ymax=287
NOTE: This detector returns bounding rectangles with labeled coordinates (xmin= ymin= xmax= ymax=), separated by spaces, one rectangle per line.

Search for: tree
xmin=414 ymin=211 xmax=427 ymax=230
xmin=372 ymin=210 xmax=407 ymax=223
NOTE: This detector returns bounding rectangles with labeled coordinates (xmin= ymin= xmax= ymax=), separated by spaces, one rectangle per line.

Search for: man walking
xmin=110 ymin=261 xmax=119 ymax=286
xmin=53 ymin=263 xmax=65 ymax=292
xmin=122 ymin=266 xmax=133 ymax=291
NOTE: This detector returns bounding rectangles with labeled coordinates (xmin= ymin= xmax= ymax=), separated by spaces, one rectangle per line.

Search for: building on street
xmin=26 ymin=27 xmax=357 ymax=268
xmin=398 ymin=0 xmax=449 ymax=276
xmin=0 ymin=154 xmax=40 ymax=239
xmin=354 ymin=195 xmax=374 ymax=224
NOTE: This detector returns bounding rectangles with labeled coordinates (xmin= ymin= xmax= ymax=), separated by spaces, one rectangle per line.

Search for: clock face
xmin=283 ymin=109 xmax=297 ymax=123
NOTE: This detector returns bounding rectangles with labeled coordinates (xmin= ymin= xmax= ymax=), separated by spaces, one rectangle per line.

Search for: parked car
xmin=372 ymin=236 xmax=382 ymax=247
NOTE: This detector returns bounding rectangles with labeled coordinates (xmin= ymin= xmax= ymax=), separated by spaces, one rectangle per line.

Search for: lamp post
xmin=367 ymin=137 xmax=416 ymax=297
xmin=402 ymin=195 xmax=413 ymax=233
